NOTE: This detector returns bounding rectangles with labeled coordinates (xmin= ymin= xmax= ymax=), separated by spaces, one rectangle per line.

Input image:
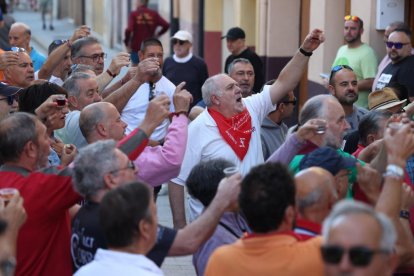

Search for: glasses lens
xmin=321 ymin=246 xmax=344 ymax=264
xmin=349 ymin=247 xmax=374 ymax=266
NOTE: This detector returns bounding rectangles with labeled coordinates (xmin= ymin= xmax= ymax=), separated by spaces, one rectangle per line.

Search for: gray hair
xmin=72 ymin=140 xmax=120 ymax=198
xmin=227 ymin=58 xmax=252 ymax=75
xmin=322 ymin=200 xmax=396 ymax=252
xmin=201 ymin=74 xmax=225 ymax=107
xmin=62 ymin=72 xmax=93 ymax=98
xmin=10 ymin=22 xmax=31 ymax=35
xmin=79 ymin=103 xmax=108 ymax=141
xmin=71 ymin=36 xmax=100 ymax=59
xmin=0 ymin=112 xmax=37 ymax=163
xmin=299 ymin=94 xmax=333 ymax=126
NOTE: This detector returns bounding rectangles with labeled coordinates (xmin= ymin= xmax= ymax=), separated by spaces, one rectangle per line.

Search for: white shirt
xmin=121 ymin=76 xmax=175 ymax=141
xmin=74 ymin=249 xmax=164 ymax=276
xmin=172 ymin=85 xmax=274 ymax=221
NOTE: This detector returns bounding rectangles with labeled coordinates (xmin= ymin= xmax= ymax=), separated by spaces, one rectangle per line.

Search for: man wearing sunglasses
xmin=332 ymin=15 xmax=377 ymax=109
xmin=328 ymin=65 xmax=368 ymax=131
xmin=375 ymin=28 xmax=414 ymax=102
xmin=163 ymin=30 xmax=208 ymax=108
xmin=0 ymin=83 xmax=20 ymax=121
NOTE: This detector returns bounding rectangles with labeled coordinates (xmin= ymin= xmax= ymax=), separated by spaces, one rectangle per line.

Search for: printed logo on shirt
xmin=376 ymin=73 xmax=392 ymax=90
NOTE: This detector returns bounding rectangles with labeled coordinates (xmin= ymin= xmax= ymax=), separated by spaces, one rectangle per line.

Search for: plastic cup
xmin=0 ymin=188 xmax=18 ymax=205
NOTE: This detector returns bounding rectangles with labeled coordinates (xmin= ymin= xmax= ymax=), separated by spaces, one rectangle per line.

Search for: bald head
xmin=9 ymin=22 xmax=31 ymax=50
xmin=295 ymin=167 xmax=337 ymax=224
xmin=80 ymin=102 xmax=127 ymax=143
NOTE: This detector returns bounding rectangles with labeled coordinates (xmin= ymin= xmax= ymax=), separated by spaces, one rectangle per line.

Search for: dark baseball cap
xmin=0 ymin=83 xmax=21 ymax=97
xmin=299 ymin=147 xmax=357 ymax=176
xmin=222 ymin=27 xmax=245 ymax=40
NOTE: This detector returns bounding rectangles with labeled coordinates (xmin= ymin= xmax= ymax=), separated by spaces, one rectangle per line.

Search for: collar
xmin=0 ymin=164 xmax=31 ymax=176
xmin=173 ymin=53 xmax=193 ymax=63
xmin=243 ymin=230 xmax=303 ymax=241
xmin=295 ymin=218 xmax=321 ymax=235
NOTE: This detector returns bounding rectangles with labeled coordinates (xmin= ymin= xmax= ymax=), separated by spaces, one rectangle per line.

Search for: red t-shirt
xmin=0 ymin=165 xmax=81 ymax=276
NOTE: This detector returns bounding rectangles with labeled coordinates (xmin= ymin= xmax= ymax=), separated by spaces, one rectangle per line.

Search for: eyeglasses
xmin=321 ymin=245 xmax=390 ymax=267
xmin=109 ymin=160 xmax=135 ymax=175
xmin=282 ymin=97 xmax=297 ymax=106
xmin=329 ymin=65 xmax=354 ymax=81
xmin=0 ymin=93 xmax=18 ymax=106
xmin=52 ymin=39 xmax=68 ymax=46
xmin=10 ymin=47 xmax=26 ymax=53
xmin=344 ymin=15 xmax=360 ymax=22
xmin=79 ymin=53 xmax=107 ymax=62
xmin=148 ymin=82 xmax=156 ymax=101
xmin=172 ymin=39 xmax=187 ymax=45
xmin=385 ymin=41 xmax=409 ymax=49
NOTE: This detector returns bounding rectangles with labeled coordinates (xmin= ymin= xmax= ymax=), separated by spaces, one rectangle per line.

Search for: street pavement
xmin=10 ymin=8 xmax=196 ymax=276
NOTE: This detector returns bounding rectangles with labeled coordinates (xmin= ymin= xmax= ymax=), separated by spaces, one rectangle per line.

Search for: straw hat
xmin=368 ymin=87 xmax=407 ymax=110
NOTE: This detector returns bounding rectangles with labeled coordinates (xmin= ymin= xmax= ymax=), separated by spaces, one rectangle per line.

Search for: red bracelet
xmin=106 ymin=69 xmax=117 ymax=78
xmin=169 ymin=111 xmax=188 ymax=119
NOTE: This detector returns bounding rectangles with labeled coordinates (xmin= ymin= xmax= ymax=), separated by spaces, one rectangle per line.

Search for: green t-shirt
xmin=290 ymin=149 xmax=365 ymax=198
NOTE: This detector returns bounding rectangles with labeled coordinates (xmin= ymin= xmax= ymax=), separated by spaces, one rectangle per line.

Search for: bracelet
xmin=400 ymin=209 xmax=410 ymax=220
xmin=386 ymin=164 xmax=404 ymax=178
xmin=106 ymin=69 xmax=117 ymax=78
xmin=169 ymin=111 xmax=188 ymax=119
xmin=299 ymin=47 xmax=313 ymax=57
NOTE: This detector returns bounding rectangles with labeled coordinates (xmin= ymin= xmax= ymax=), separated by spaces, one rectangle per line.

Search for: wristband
xmin=299 ymin=47 xmax=313 ymax=57
xmin=169 ymin=111 xmax=188 ymax=119
xmin=386 ymin=164 xmax=404 ymax=178
xmin=106 ymin=69 xmax=117 ymax=78
xmin=400 ymin=209 xmax=410 ymax=220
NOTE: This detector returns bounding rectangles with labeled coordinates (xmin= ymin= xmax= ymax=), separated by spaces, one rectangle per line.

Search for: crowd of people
xmin=0 ymin=1 xmax=414 ymax=275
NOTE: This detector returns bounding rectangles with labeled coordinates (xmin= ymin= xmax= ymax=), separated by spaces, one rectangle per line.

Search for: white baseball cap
xmin=171 ymin=30 xmax=193 ymax=43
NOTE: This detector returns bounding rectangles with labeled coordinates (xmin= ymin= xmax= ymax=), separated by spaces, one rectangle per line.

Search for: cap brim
xmin=0 ymin=84 xmax=21 ymax=97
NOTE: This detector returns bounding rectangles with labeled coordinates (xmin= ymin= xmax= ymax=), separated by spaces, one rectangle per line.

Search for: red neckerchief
xmin=208 ymin=108 xmax=253 ymax=160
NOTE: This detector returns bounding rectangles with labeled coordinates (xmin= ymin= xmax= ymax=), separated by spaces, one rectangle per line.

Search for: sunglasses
xmin=0 ymin=93 xmax=18 ymax=106
xmin=344 ymin=15 xmax=360 ymax=22
xmin=149 ymin=82 xmax=156 ymax=101
xmin=52 ymin=39 xmax=68 ymax=46
xmin=385 ymin=41 xmax=409 ymax=49
xmin=329 ymin=65 xmax=354 ymax=81
xmin=10 ymin=47 xmax=26 ymax=53
xmin=321 ymin=245 xmax=390 ymax=267
xmin=172 ymin=39 xmax=186 ymax=45
xmin=282 ymin=97 xmax=297 ymax=106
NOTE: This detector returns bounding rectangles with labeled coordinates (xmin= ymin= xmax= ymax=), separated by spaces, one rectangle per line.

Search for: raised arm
xmin=117 ymin=95 xmax=171 ymax=161
xmin=376 ymin=125 xmax=414 ymax=267
xmin=38 ymin=26 xmax=90 ymax=80
xmin=103 ymin=57 xmax=160 ymax=112
xmin=269 ymin=29 xmax=325 ymax=105
xmin=96 ymin=52 xmax=130 ymax=92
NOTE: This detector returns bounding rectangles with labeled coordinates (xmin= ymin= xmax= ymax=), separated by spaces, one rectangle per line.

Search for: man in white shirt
xmin=169 ymin=29 xmax=326 ymax=228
